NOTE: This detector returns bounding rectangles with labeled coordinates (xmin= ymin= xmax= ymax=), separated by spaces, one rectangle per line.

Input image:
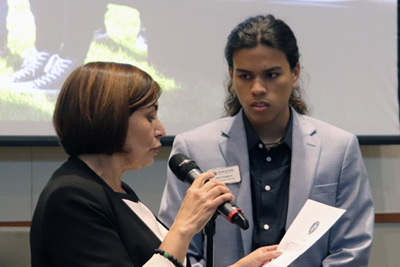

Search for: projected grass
xmin=0 ymin=0 xmax=179 ymax=122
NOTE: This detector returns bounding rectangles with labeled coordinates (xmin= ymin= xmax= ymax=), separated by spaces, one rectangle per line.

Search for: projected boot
xmin=0 ymin=48 xmax=50 ymax=83
xmin=18 ymin=53 xmax=74 ymax=90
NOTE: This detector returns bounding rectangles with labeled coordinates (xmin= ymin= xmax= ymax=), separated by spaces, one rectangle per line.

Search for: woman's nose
xmin=155 ymin=119 xmax=166 ymax=138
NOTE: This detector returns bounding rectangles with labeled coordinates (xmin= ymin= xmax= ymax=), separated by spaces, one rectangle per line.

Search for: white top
xmin=123 ymin=199 xmax=186 ymax=267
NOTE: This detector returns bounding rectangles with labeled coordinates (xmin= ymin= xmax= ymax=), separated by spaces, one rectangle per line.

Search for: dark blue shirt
xmin=243 ymin=111 xmax=293 ymax=249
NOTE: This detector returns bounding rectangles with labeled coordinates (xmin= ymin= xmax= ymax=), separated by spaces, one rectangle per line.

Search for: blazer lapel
xmin=286 ymin=111 xmax=321 ymax=228
xmin=218 ymin=110 xmax=253 ymax=256
xmin=216 ymin=110 xmax=321 ymax=252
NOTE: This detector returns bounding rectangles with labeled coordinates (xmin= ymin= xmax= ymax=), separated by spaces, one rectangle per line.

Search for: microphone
xmin=169 ymin=153 xmax=249 ymax=230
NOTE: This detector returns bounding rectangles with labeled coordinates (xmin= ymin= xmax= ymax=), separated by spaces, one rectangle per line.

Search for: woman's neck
xmin=78 ymin=154 xmax=126 ymax=193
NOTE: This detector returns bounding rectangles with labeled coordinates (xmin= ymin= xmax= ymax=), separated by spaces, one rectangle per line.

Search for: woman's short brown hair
xmin=53 ymin=62 xmax=161 ymax=156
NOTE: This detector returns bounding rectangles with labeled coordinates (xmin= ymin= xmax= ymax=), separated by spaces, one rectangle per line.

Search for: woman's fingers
xmin=174 ymin=172 xmax=235 ymax=232
xmin=228 ymin=245 xmax=282 ymax=267
xmin=261 ymin=245 xmax=279 ymax=252
xmin=188 ymin=173 xmax=234 ymax=206
xmin=190 ymin=171 xmax=215 ymax=188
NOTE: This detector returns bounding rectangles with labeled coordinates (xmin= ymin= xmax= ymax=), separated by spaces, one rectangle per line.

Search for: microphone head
xmin=169 ymin=153 xmax=200 ymax=183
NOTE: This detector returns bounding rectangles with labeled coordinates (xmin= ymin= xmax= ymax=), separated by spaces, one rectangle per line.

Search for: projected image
xmin=0 ymin=0 xmax=178 ymax=124
xmin=0 ymin=0 xmax=398 ymax=137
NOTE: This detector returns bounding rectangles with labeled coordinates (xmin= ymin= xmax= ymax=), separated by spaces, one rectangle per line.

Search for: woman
xmin=30 ymin=62 xmax=281 ymax=267
xmin=159 ymin=14 xmax=374 ymax=267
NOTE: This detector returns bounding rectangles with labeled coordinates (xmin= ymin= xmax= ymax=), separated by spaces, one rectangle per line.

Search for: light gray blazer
xmin=159 ymin=109 xmax=374 ymax=267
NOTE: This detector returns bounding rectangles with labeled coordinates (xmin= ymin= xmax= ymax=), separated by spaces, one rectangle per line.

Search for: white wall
xmin=0 ymin=144 xmax=399 ymax=266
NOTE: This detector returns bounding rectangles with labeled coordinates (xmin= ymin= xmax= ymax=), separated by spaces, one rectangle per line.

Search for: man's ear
xmin=292 ymin=62 xmax=300 ymax=86
xmin=229 ymin=66 xmax=233 ymax=80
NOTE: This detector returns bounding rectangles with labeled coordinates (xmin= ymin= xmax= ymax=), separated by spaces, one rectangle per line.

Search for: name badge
xmin=208 ymin=166 xmax=241 ymax=184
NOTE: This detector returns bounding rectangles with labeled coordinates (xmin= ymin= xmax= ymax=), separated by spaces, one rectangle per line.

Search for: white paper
xmin=263 ymin=199 xmax=346 ymax=267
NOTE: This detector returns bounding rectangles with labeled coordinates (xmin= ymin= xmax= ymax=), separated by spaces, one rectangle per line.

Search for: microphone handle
xmin=184 ymin=168 xmax=249 ymax=230
xmin=185 ymin=169 xmax=202 ymax=184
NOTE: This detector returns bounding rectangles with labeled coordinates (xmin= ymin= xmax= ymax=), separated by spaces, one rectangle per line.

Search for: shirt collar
xmin=243 ymin=108 xmax=293 ymax=150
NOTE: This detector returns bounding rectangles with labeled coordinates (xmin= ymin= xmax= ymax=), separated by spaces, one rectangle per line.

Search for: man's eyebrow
xmin=235 ymin=66 xmax=282 ymax=73
xmin=235 ymin=68 xmax=251 ymax=73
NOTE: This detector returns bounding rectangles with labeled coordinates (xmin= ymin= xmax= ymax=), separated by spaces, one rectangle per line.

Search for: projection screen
xmin=0 ymin=0 xmax=398 ymax=141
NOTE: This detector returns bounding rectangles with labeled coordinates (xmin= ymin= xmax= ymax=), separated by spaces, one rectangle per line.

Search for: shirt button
xmin=264 ymin=185 xmax=271 ymax=191
xmin=258 ymin=143 xmax=263 ymax=149
xmin=263 ymin=224 xmax=270 ymax=230
xmin=266 ymin=156 xmax=272 ymax=162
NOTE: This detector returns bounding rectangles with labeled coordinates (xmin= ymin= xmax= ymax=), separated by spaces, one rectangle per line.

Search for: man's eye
xmin=239 ymin=74 xmax=251 ymax=80
xmin=266 ymin=72 xmax=278 ymax=79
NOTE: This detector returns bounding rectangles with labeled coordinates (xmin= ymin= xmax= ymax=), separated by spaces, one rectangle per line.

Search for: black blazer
xmin=30 ymin=156 xmax=170 ymax=267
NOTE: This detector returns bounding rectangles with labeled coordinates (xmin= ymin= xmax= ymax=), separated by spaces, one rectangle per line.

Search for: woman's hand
xmin=172 ymin=171 xmax=234 ymax=236
xmin=159 ymin=172 xmax=234 ymax=263
xmin=229 ymin=245 xmax=282 ymax=267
